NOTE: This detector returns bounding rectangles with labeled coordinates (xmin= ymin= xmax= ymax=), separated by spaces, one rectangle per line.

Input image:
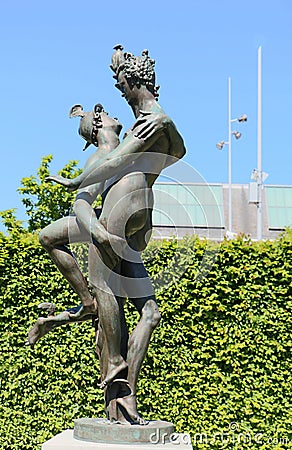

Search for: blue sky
xmin=0 ymin=0 xmax=291 ymax=229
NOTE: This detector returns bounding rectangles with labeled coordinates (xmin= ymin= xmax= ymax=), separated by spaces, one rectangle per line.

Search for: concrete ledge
xmin=42 ymin=430 xmax=193 ymax=449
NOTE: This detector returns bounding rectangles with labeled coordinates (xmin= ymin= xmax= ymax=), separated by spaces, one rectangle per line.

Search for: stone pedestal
xmin=42 ymin=430 xmax=193 ymax=449
xmin=42 ymin=419 xmax=193 ymax=449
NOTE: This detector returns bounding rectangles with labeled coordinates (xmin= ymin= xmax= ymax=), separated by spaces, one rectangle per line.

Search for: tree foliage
xmin=0 ymin=209 xmax=25 ymax=236
xmin=17 ymin=155 xmax=81 ymax=232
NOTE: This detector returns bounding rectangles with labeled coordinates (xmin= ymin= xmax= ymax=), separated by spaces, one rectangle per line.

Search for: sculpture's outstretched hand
xmin=45 ymin=175 xmax=79 ymax=192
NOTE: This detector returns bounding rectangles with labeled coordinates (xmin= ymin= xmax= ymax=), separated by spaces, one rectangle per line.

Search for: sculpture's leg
xmin=100 ymin=295 xmax=130 ymax=423
xmin=115 ymin=257 xmax=160 ymax=425
xmin=26 ymin=309 xmax=92 ymax=347
xmin=94 ymin=313 xmax=121 ymax=422
xmin=88 ymin=244 xmax=128 ymax=389
xmin=127 ymin=298 xmax=160 ymax=391
xmin=26 ymin=216 xmax=97 ymax=346
xmin=117 ymin=296 xmax=129 ymax=361
xmin=93 ymin=294 xmax=129 ymax=421
xmin=39 ymin=216 xmax=98 ymax=317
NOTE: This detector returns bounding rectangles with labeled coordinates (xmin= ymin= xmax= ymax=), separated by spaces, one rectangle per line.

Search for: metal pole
xmin=257 ymin=47 xmax=262 ymax=240
xmin=228 ymin=77 xmax=232 ymax=232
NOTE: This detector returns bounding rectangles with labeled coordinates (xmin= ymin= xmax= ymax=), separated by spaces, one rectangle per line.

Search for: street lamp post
xmin=216 ymin=77 xmax=247 ymax=234
xmin=250 ymin=47 xmax=268 ymax=241
xmin=228 ymin=77 xmax=232 ymax=233
xmin=257 ymin=46 xmax=263 ymax=241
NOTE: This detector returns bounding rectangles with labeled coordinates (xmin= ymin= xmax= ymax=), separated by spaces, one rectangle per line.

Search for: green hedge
xmin=0 ymin=231 xmax=291 ymax=449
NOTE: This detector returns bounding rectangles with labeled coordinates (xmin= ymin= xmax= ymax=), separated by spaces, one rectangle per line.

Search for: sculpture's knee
xmin=39 ymin=227 xmax=53 ymax=250
xmin=142 ymin=299 xmax=161 ymax=329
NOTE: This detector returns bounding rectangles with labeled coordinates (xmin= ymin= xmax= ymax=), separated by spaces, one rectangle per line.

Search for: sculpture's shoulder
xmin=151 ymin=103 xmax=186 ymax=159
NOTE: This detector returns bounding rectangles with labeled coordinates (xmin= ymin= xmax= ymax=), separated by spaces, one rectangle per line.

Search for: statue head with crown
xmin=111 ymin=46 xmax=160 ymax=103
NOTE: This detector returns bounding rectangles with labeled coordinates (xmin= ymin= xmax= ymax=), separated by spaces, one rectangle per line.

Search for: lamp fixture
xmin=232 ymin=131 xmax=242 ymax=140
xmin=216 ymin=141 xmax=226 ymax=150
xmin=238 ymin=114 xmax=248 ymax=123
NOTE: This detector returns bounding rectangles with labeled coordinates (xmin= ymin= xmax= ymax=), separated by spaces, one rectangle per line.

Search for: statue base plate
xmin=42 ymin=429 xmax=193 ymax=449
xmin=74 ymin=418 xmax=174 ymax=444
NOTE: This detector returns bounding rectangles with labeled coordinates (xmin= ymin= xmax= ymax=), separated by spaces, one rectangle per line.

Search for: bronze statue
xmin=27 ymin=47 xmax=186 ymax=426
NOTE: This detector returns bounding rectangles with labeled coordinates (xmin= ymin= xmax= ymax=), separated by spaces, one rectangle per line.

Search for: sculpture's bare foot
xmin=38 ymin=302 xmax=57 ymax=316
xmin=25 ymin=312 xmax=69 ymax=347
xmin=68 ymin=299 xmax=98 ymax=319
xmin=25 ymin=308 xmax=95 ymax=348
xmin=117 ymin=393 xmax=149 ymax=425
xmin=99 ymin=359 xmax=128 ymax=389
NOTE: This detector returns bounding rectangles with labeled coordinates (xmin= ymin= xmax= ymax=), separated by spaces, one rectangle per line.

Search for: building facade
xmin=152 ymin=183 xmax=292 ymax=241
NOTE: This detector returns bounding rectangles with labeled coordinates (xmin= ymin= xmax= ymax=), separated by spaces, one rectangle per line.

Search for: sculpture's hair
xmin=112 ymin=48 xmax=160 ymax=99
